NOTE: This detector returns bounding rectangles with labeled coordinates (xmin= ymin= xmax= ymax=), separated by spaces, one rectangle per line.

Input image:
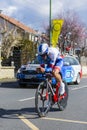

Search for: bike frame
xmin=46 ymin=77 xmax=66 ymax=103
xmin=45 ymin=77 xmax=58 ymax=102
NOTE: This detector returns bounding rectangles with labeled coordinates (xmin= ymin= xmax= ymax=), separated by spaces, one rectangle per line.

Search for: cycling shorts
xmin=53 ymin=59 xmax=63 ymax=71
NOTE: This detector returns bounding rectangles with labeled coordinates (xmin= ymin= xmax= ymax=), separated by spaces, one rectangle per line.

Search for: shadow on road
xmin=0 ymin=107 xmax=38 ymax=119
xmin=0 ymin=106 xmax=62 ymax=119
xmin=0 ymin=81 xmax=19 ymax=88
xmin=0 ymin=81 xmax=37 ymax=89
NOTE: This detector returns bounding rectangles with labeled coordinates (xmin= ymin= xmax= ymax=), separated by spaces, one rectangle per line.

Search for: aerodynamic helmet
xmin=38 ymin=43 xmax=49 ymax=56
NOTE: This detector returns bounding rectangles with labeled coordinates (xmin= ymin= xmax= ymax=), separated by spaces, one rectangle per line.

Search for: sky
xmin=0 ymin=0 xmax=87 ymax=32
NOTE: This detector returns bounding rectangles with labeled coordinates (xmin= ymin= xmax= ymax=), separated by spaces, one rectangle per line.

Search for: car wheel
xmin=74 ymin=73 xmax=81 ymax=85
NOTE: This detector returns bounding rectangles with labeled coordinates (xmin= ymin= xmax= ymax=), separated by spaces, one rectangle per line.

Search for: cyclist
xmin=37 ymin=43 xmax=65 ymax=96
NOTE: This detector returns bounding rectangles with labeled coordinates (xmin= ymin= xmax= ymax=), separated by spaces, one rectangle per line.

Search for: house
xmin=0 ymin=13 xmax=37 ymax=38
xmin=0 ymin=13 xmax=39 ymax=70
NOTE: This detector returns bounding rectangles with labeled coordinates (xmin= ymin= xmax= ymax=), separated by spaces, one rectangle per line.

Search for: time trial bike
xmin=35 ymin=72 xmax=69 ymax=117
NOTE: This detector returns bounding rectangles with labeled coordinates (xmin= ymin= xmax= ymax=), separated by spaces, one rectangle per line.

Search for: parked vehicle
xmin=16 ymin=55 xmax=82 ymax=87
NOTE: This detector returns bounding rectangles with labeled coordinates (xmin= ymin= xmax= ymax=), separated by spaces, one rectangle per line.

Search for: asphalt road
xmin=0 ymin=77 xmax=87 ymax=130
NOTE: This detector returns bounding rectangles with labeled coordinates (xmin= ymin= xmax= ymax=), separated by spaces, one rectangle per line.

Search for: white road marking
xmin=17 ymin=115 xmax=39 ymax=130
xmin=19 ymin=97 xmax=35 ymax=102
xmin=42 ymin=117 xmax=87 ymax=125
xmin=71 ymin=85 xmax=87 ymax=91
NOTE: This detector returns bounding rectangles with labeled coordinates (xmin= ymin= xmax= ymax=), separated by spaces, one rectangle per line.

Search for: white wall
xmin=0 ymin=66 xmax=15 ymax=79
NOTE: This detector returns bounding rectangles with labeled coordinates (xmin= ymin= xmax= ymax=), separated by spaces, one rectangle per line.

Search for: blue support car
xmin=16 ymin=55 xmax=82 ymax=87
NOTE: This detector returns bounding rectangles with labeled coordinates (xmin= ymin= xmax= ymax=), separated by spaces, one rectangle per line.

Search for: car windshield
xmin=63 ymin=56 xmax=79 ymax=65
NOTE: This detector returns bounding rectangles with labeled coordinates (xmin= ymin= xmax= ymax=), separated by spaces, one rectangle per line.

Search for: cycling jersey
xmin=38 ymin=47 xmax=63 ymax=72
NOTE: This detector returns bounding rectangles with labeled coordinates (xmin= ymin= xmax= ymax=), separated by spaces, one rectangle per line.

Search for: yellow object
xmin=52 ymin=19 xmax=64 ymax=47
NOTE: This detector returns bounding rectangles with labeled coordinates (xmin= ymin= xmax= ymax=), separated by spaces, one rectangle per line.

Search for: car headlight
xmin=17 ymin=64 xmax=27 ymax=74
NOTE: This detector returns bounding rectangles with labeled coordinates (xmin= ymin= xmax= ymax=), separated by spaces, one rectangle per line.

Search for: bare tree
xmin=57 ymin=11 xmax=86 ymax=52
xmin=0 ymin=22 xmax=22 ymax=59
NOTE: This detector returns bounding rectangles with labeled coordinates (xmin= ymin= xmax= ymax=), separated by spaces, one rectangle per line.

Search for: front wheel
xmin=35 ymin=81 xmax=52 ymax=117
xmin=58 ymin=81 xmax=68 ymax=111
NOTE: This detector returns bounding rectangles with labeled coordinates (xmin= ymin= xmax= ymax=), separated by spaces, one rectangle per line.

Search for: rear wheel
xmin=35 ymin=81 xmax=52 ymax=117
xmin=58 ymin=81 xmax=68 ymax=111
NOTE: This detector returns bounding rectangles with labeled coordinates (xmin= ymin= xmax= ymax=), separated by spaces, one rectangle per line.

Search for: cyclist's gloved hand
xmin=36 ymin=67 xmax=45 ymax=73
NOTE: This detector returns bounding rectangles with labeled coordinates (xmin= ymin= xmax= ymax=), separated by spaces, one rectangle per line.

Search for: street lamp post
xmin=49 ymin=0 xmax=52 ymax=46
